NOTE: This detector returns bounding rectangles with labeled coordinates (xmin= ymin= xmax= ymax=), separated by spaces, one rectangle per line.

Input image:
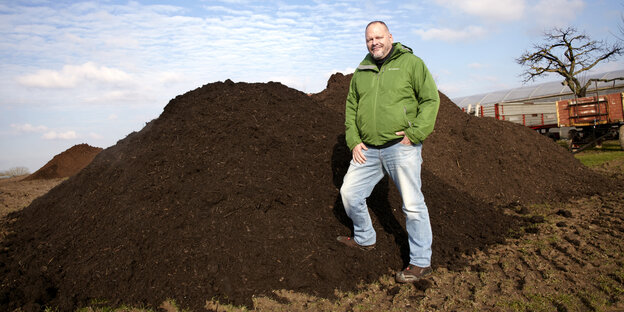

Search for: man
xmin=337 ymin=21 xmax=440 ymax=283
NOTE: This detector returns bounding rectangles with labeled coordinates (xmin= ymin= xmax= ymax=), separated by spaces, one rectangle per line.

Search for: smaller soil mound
xmin=24 ymin=144 xmax=102 ymax=180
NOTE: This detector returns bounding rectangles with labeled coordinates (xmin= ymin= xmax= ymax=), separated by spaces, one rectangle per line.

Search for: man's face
xmin=366 ymin=23 xmax=393 ymax=60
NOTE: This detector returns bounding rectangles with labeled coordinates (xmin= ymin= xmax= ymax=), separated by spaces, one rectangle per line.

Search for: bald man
xmin=338 ymin=21 xmax=440 ymax=283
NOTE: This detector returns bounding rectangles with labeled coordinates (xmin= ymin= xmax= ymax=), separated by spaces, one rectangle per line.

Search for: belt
xmin=365 ymin=138 xmax=403 ymax=149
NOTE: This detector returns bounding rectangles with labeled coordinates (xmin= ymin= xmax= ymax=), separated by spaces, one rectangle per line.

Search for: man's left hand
xmin=396 ymin=131 xmax=412 ymax=145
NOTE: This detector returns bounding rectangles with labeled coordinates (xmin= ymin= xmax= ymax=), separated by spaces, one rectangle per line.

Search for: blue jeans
xmin=340 ymin=142 xmax=432 ymax=267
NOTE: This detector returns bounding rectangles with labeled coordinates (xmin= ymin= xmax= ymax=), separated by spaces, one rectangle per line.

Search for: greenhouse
xmin=452 ymin=69 xmax=624 ymax=108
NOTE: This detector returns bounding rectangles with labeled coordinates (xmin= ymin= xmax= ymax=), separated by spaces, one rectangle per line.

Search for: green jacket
xmin=345 ymin=42 xmax=440 ymax=150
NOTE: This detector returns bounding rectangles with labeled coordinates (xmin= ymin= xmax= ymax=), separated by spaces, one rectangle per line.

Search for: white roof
xmin=452 ymin=69 xmax=624 ymax=108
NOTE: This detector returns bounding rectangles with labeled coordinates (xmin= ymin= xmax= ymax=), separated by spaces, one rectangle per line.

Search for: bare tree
xmin=0 ymin=166 xmax=30 ymax=177
xmin=517 ymin=27 xmax=624 ymax=98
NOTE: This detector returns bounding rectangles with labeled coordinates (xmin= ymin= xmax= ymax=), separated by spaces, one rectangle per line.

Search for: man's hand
xmin=396 ymin=131 xmax=412 ymax=145
xmin=352 ymin=142 xmax=368 ymax=164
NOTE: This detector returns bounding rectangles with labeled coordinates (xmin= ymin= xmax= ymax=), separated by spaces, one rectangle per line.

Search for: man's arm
xmin=404 ymin=59 xmax=440 ymax=144
xmin=345 ymin=75 xmax=369 ymax=164
xmin=345 ymin=76 xmax=362 ymax=150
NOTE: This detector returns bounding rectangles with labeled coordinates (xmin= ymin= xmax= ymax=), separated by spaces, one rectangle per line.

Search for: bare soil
xmin=0 ymin=76 xmax=622 ymax=311
xmin=240 ymin=191 xmax=624 ymax=312
xmin=0 ymin=176 xmax=64 ymax=219
xmin=2 ymin=178 xmax=622 ymax=312
xmin=23 ymin=143 xmax=102 ymax=181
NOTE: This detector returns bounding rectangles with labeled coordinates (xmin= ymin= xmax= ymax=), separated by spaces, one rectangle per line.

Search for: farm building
xmin=452 ymin=69 xmax=624 ymax=148
xmin=452 ymin=69 xmax=624 ymax=110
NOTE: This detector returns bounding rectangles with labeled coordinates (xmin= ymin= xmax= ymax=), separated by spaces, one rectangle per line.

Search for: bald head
xmin=365 ymin=21 xmax=389 ymax=33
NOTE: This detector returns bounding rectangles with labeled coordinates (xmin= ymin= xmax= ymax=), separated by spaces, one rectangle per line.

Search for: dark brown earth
xmin=0 ymin=77 xmax=620 ymax=311
xmin=242 ymin=190 xmax=624 ymax=312
xmin=312 ymin=73 xmax=619 ymax=206
xmin=23 ymin=144 xmax=103 ymax=181
xmin=310 ymin=72 xmax=351 ymax=114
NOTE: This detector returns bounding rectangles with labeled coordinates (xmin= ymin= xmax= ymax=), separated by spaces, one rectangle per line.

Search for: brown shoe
xmin=395 ymin=264 xmax=432 ymax=283
xmin=336 ymin=236 xmax=375 ymax=251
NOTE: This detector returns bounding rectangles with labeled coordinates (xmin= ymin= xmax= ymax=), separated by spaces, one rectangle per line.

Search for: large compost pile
xmin=24 ymin=144 xmax=102 ymax=181
xmin=312 ymin=73 xmax=616 ymax=205
xmin=1 ymin=77 xmax=616 ymax=311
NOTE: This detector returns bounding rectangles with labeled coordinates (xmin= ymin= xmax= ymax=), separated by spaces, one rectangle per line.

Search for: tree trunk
xmin=577 ymin=87 xmax=587 ymax=98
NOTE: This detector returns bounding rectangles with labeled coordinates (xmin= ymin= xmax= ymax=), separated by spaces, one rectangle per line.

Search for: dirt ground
xmin=1 ymin=165 xmax=622 ymax=311
xmin=0 ymin=78 xmax=622 ymax=311
xmin=0 ymin=176 xmax=65 ymax=219
xmin=245 ymin=190 xmax=624 ymax=312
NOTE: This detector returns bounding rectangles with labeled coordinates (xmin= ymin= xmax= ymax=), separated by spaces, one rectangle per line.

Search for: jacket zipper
xmin=373 ymin=67 xmax=382 ymax=136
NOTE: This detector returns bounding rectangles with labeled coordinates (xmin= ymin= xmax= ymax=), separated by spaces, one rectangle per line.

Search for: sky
xmin=1 ymin=0 xmax=623 ymax=173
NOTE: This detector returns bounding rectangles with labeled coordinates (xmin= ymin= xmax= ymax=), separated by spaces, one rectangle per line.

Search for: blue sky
xmin=1 ymin=0 xmax=623 ymax=172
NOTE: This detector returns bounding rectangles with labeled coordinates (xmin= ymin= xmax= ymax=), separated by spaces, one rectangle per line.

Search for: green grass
xmin=572 ymin=140 xmax=624 ymax=167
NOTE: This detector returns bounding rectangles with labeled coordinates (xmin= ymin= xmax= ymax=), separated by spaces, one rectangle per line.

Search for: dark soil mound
xmin=427 ymin=92 xmax=618 ymax=205
xmin=0 ymin=77 xmax=618 ymax=311
xmin=316 ymin=73 xmax=618 ymax=205
xmin=24 ymin=144 xmax=102 ymax=180
xmin=311 ymin=72 xmax=351 ymax=113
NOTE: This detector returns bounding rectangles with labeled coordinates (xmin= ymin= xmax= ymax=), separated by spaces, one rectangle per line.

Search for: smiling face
xmin=365 ymin=22 xmax=393 ymax=60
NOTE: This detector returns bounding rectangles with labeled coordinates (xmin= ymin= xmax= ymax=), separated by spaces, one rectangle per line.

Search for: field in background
xmin=0 ymin=176 xmax=65 ymax=219
xmin=573 ymin=140 xmax=624 ymax=169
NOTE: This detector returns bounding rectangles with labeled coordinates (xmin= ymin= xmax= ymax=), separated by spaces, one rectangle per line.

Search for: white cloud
xmin=108 ymin=114 xmax=118 ymax=120
xmin=3 ymin=1 xmax=375 ymax=97
xmin=414 ymin=26 xmax=487 ymax=42
xmin=398 ymin=3 xmax=425 ymax=13
xmin=202 ymin=5 xmax=253 ymax=15
xmin=42 ymin=130 xmax=78 ymax=140
xmin=435 ymin=0 xmax=525 ymax=22
xmin=16 ymin=62 xmax=132 ymax=89
xmin=88 ymin=132 xmax=103 ymax=139
xmin=530 ymin=0 xmax=585 ymax=28
xmin=158 ymin=72 xmax=185 ymax=85
xmin=11 ymin=123 xmax=48 ymax=133
xmin=83 ymin=90 xmax=136 ymax=103
xmin=468 ymin=63 xmax=488 ymax=69
xmin=11 ymin=123 xmax=87 ymax=141
xmin=214 ymin=0 xmax=251 ymax=4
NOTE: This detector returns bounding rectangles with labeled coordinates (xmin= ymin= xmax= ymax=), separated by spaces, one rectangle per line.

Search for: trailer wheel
xmin=619 ymin=125 xmax=624 ymax=150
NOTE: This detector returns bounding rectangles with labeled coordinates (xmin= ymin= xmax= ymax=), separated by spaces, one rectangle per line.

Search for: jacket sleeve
xmin=405 ymin=58 xmax=440 ymax=144
xmin=344 ymin=74 xmax=362 ymax=150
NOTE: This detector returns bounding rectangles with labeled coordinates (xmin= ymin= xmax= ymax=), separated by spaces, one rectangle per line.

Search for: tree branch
xmin=517 ymin=27 xmax=624 ymax=97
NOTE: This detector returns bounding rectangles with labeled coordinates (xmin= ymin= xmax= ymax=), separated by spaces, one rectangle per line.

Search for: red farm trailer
xmin=477 ymin=102 xmax=559 ymax=138
xmin=556 ymin=92 xmax=624 ymax=152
